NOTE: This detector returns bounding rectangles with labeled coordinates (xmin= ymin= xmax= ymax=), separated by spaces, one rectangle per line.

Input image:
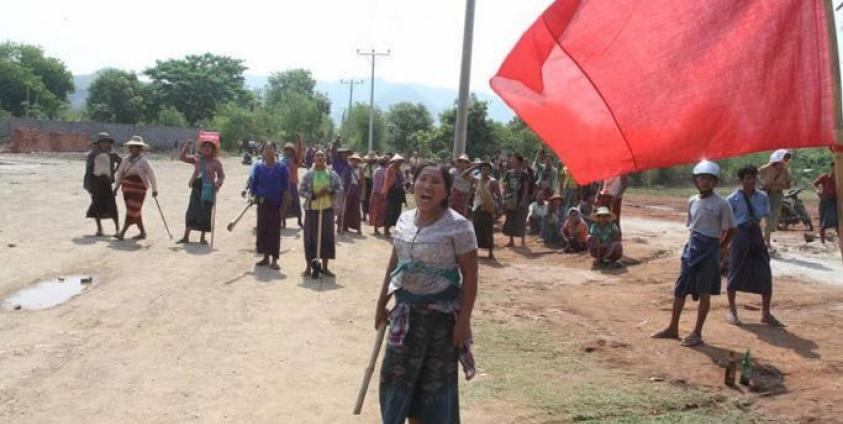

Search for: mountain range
xmin=70 ymin=74 xmax=515 ymax=124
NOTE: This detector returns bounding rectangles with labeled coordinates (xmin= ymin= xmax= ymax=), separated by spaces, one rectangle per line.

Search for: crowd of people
xmin=82 ymin=133 xmax=839 ymax=423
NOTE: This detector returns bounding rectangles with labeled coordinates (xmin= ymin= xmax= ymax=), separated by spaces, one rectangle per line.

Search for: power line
xmin=340 ymin=79 xmax=366 ymax=139
xmin=356 ymin=49 xmax=391 ymax=152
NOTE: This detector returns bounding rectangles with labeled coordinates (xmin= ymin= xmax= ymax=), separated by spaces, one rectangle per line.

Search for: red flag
xmin=491 ymin=0 xmax=835 ymax=183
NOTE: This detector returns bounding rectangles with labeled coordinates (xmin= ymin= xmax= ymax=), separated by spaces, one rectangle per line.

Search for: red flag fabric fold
xmin=491 ymin=0 xmax=835 ymax=183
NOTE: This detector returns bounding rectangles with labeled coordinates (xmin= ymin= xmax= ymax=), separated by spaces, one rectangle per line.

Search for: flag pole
xmin=823 ymin=0 xmax=843 ymax=262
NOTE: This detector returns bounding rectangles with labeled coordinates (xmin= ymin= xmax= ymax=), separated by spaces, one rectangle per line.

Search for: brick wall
xmin=0 ymin=118 xmax=200 ymax=152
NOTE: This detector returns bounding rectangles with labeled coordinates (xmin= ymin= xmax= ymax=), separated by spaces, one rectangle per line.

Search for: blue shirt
xmin=250 ymin=161 xmax=289 ymax=206
xmin=727 ymin=189 xmax=770 ymax=226
xmin=331 ymin=144 xmax=352 ymax=190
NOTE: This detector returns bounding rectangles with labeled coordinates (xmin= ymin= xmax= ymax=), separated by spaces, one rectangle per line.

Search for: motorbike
xmin=778 ymin=187 xmax=813 ymax=231
xmin=241 ymin=151 xmax=253 ymax=165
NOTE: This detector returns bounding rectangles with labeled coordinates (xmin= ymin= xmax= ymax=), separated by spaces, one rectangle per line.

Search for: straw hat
xmin=95 ymin=132 xmax=115 ymax=144
xmin=456 ymin=153 xmax=471 ymax=163
xmin=389 ymin=154 xmax=406 ymax=164
xmin=124 ymin=136 xmax=149 ymax=149
xmin=365 ymin=151 xmax=378 ymax=162
xmin=283 ymin=142 xmax=296 ymax=151
xmin=337 ymin=146 xmax=353 ymax=154
xmin=548 ymin=193 xmax=564 ymax=202
xmin=348 ymin=153 xmax=363 ymax=161
xmin=592 ymin=206 xmax=616 ymax=220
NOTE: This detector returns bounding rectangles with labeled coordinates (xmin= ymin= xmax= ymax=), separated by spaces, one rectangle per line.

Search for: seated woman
xmin=563 ymin=207 xmax=588 ymax=253
xmin=541 ymin=193 xmax=564 ymax=245
xmin=588 ymin=206 xmax=623 ymax=265
xmin=527 ymin=191 xmax=547 ymax=236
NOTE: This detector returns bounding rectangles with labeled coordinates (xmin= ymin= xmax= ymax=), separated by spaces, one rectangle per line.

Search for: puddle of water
xmin=2 ymin=275 xmax=94 ymax=311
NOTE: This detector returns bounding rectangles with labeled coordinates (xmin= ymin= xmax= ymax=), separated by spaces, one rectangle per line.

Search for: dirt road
xmin=1 ymin=153 xmax=842 ymax=423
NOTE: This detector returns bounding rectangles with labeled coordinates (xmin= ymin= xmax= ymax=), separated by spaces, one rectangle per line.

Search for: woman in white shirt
xmin=113 ymin=136 xmax=158 ymax=240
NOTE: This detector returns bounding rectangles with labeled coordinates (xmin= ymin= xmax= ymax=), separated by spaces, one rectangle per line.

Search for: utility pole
xmin=340 ymin=79 xmax=365 ymax=139
xmin=25 ymin=83 xmax=30 ymax=118
xmin=453 ymin=0 xmax=476 ymax=159
xmin=357 ymin=49 xmax=391 ymax=152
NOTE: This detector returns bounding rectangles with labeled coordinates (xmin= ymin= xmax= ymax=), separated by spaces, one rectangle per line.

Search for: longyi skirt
xmin=503 ymin=206 xmax=528 ymax=237
xmin=121 ymin=175 xmax=146 ymax=226
xmin=286 ymin=185 xmax=302 ymax=219
xmin=380 ymin=307 xmax=459 ymax=424
xmin=727 ymin=224 xmax=772 ymax=295
xmin=363 ymin=177 xmax=373 ymax=213
xmin=304 ymin=208 xmax=336 ymax=261
xmin=674 ymin=232 xmax=721 ymax=301
xmin=820 ymin=197 xmax=839 ymax=230
xmin=87 ymin=175 xmax=118 ymax=219
xmin=343 ymin=183 xmax=362 ymax=231
xmin=256 ymin=199 xmax=281 ymax=258
xmin=185 ymin=179 xmax=213 ymax=232
xmin=385 ymin=187 xmax=405 ymax=227
xmin=472 ymin=210 xmax=494 ymax=249
xmin=369 ymin=192 xmax=386 ymax=227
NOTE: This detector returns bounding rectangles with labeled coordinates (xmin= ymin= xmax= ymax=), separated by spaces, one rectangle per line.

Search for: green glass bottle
xmin=739 ymin=349 xmax=752 ymax=386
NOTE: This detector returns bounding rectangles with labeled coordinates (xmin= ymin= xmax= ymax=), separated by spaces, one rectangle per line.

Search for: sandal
xmin=762 ymin=315 xmax=786 ymax=327
xmin=270 ymin=262 xmax=281 ymax=270
xmin=680 ymin=334 xmax=704 ymax=347
xmin=175 ymin=238 xmax=188 ymax=244
xmin=322 ymin=269 xmax=335 ymax=277
xmin=726 ymin=311 xmax=741 ymax=326
xmin=651 ymin=329 xmax=680 ymax=339
xmin=256 ymin=258 xmax=270 ymax=266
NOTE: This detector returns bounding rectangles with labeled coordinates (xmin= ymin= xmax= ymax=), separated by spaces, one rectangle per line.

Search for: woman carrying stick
xmin=177 ymin=139 xmax=225 ymax=244
xmin=249 ymin=143 xmax=289 ymax=270
xmin=300 ymin=150 xmax=343 ymax=277
xmin=113 ymin=136 xmax=158 ymax=240
xmin=374 ymin=162 xmax=478 ymax=423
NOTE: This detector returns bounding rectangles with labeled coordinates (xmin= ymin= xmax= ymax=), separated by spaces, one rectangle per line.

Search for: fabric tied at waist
xmin=389 ymin=260 xmax=461 ymax=290
xmin=387 ymin=284 xmax=476 ymax=380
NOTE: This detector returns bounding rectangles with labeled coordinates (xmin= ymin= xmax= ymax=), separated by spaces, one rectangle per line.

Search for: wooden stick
xmin=823 ymin=0 xmax=843 ymax=262
xmin=353 ymin=323 xmax=387 ymax=415
xmin=210 ymin=200 xmax=217 ymax=249
xmin=226 ymin=200 xmax=254 ymax=232
xmin=153 ymin=196 xmax=173 ymax=240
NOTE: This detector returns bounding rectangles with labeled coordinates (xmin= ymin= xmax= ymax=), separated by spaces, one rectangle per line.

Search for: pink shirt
xmin=180 ymin=149 xmax=225 ymax=187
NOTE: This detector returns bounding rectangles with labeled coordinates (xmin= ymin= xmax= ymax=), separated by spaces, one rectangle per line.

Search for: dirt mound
xmin=6 ymin=128 xmax=91 ymax=153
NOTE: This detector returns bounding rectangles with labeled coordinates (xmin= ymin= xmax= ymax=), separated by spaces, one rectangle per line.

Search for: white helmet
xmin=692 ymin=160 xmax=720 ymax=177
xmin=769 ymin=149 xmax=789 ymax=163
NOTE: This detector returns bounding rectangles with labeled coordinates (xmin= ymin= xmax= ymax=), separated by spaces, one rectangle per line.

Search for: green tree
xmin=0 ymin=42 xmax=74 ymax=118
xmin=154 ymin=106 xmax=189 ymax=127
xmin=432 ymin=94 xmax=501 ymax=160
xmin=207 ymin=103 xmax=265 ymax=151
xmin=85 ymin=69 xmax=146 ymax=124
xmin=265 ymin=69 xmax=317 ymax=106
xmin=145 ymin=53 xmax=252 ymax=125
xmin=385 ymin=102 xmax=433 ymax=153
xmin=264 ymin=69 xmax=332 ymax=140
xmin=501 ymin=117 xmax=543 ymax=159
xmin=339 ymin=103 xmax=386 ymax=152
